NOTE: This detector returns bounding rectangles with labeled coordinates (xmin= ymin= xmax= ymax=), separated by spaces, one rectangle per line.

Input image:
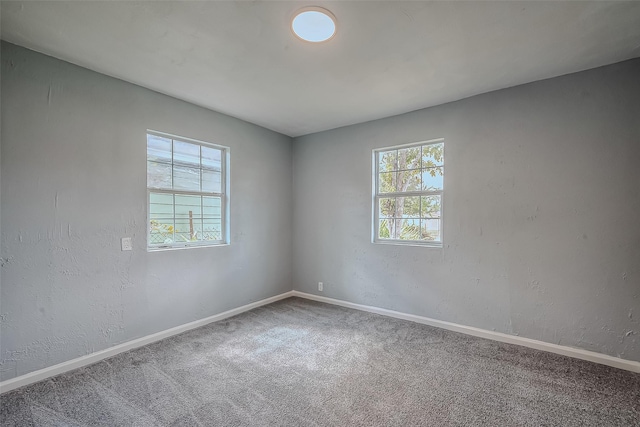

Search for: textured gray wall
xmin=0 ymin=42 xmax=293 ymax=381
xmin=2 ymin=41 xmax=639 ymax=383
xmin=292 ymin=59 xmax=640 ymax=362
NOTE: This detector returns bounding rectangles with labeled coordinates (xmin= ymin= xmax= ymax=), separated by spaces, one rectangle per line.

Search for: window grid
xmin=373 ymin=139 xmax=444 ymax=246
xmin=147 ymin=131 xmax=228 ymax=250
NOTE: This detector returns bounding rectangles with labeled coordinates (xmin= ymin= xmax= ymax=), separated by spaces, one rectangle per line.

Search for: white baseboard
xmin=0 ymin=291 xmax=295 ymax=394
xmin=291 ymin=291 xmax=640 ymax=373
xmin=3 ymin=289 xmax=637 ymax=394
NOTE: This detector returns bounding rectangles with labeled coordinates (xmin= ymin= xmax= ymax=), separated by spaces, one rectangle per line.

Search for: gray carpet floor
xmin=1 ymin=297 xmax=639 ymax=426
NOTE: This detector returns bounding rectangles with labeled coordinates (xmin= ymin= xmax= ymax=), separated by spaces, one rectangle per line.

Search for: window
xmin=373 ymin=139 xmax=444 ymax=246
xmin=147 ymin=131 xmax=228 ymax=250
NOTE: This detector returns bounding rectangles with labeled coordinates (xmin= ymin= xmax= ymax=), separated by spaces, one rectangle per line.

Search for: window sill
xmin=147 ymin=243 xmax=229 ymax=252
xmin=373 ymin=239 xmax=443 ymax=248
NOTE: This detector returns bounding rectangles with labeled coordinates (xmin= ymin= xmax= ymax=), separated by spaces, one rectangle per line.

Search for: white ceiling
xmin=2 ymin=1 xmax=640 ymax=137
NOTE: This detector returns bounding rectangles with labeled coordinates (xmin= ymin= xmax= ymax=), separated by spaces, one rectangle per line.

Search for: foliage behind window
xmin=374 ymin=140 xmax=443 ymax=245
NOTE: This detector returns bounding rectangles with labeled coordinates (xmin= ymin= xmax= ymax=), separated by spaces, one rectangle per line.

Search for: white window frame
xmin=146 ymin=130 xmax=230 ymax=251
xmin=372 ymin=138 xmax=444 ymax=247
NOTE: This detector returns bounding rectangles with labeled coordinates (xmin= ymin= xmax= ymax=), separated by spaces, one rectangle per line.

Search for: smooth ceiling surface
xmin=2 ymin=1 xmax=640 ymax=137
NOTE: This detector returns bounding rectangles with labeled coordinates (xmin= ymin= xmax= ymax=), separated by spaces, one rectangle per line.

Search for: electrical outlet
xmin=121 ymin=237 xmax=133 ymax=251
xmin=318 ymin=282 xmax=323 ymax=292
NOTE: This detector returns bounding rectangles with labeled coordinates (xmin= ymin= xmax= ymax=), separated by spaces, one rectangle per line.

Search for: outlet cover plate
xmin=121 ymin=237 xmax=133 ymax=251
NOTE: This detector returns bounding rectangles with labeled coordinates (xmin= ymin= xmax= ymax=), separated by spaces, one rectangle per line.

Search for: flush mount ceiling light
xmin=291 ymin=7 xmax=337 ymax=43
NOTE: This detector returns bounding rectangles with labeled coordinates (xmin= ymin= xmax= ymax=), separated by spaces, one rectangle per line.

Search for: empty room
xmin=1 ymin=1 xmax=639 ymax=425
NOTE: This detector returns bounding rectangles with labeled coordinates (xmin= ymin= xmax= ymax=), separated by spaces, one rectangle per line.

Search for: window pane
xmin=175 ymin=194 xmax=201 ymax=205
xmin=150 ymin=230 xmax=173 ymax=245
xmin=203 ymin=198 xmax=222 ymax=220
xmin=147 ymin=134 xmax=172 ymax=163
xmin=378 ymin=150 xmax=397 ymax=172
xmin=175 ymin=194 xmax=202 ymax=243
xmin=203 ymin=196 xmax=221 ymax=207
xmin=173 ymin=140 xmax=200 ymax=166
xmin=400 ymin=218 xmax=422 ymax=240
xmin=379 ymin=197 xmax=396 ymax=218
xmin=378 ymin=172 xmax=396 ymax=193
xmin=421 ymin=195 xmax=441 ymax=218
xmin=378 ymin=219 xmax=394 ymax=239
xmin=202 ymin=170 xmax=222 ymax=193
xmin=150 ymin=192 xmax=173 ymax=204
xmin=174 ymin=219 xmax=192 ymax=243
xmin=398 ymin=146 xmax=421 ymax=170
xmin=149 ymin=192 xmax=175 ymax=245
xmin=149 ymin=193 xmax=174 ymax=215
xmin=397 ymin=196 xmax=421 ymax=217
xmin=147 ymin=161 xmax=172 ymax=189
xmin=203 ymin=195 xmax=222 ymax=241
xmin=422 ymin=167 xmax=443 ymax=191
xmin=421 ymin=218 xmax=441 ymax=241
xmin=149 ymin=203 xmax=173 ymax=220
xmin=203 ymin=196 xmax=222 ymax=239
xmin=398 ymin=169 xmax=421 ymax=192
xmin=422 ymin=143 xmax=444 ymax=168
xmin=203 ymin=208 xmax=222 ymax=220
xmin=191 ymin=218 xmax=204 ymax=242
xmin=175 ymin=194 xmax=201 ymax=219
xmin=173 ymin=165 xmax=201 ymax=191
xmin=202 ymin=219 xmax=222 ymax=241
xmin=202 ymin=146 xmax=222 ymax=171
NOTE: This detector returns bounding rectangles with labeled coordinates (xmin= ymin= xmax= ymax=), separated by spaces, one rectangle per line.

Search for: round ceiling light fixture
xmin=291 ymin=7 xmax=337 ymax=43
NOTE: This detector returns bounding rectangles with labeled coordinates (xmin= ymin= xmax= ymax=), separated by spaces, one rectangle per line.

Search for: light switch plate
xmin=121 ymin=237 xmax=133 ymax=251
